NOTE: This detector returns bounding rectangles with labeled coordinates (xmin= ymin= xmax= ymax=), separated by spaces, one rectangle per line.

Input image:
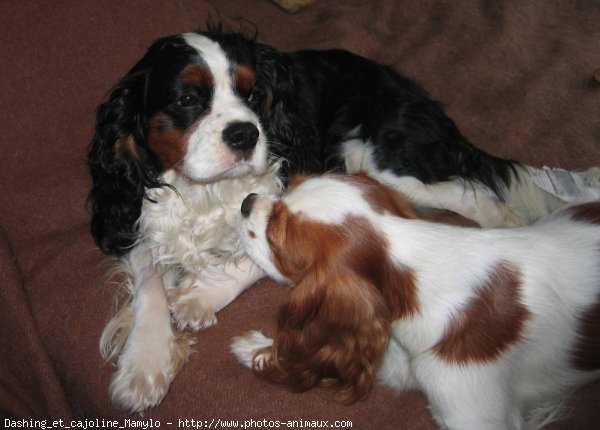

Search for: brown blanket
xmin=1 ymin=0 xmax=599 ymax=427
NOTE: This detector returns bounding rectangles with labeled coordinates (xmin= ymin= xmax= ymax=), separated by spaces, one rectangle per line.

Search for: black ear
xmin=87 ymin=60 xmax=162 ymax=256
xmin=254 ymin=44 xmax=321 ymax=179
xmin=254 ymin=43 xmax=295 ymax=114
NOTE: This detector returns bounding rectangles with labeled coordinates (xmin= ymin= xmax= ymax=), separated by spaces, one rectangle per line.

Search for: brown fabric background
xmin=1 ymin=1 xmax=598 ymax=428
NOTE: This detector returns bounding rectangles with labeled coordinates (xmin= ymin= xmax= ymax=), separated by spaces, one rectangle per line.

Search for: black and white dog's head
xmin=88 ymin=29 xmax=294 ymax=255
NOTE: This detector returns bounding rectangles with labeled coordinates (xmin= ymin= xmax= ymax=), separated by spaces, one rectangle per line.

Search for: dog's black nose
xmin=241 ymin=193 xmax=258 ymax=218
xmin=222 ymin=121 xmax=259 ymax=152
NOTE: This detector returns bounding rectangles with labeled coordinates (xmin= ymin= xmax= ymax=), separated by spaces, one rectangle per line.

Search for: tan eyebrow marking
xmin=181 ymin=65 xmax=214 ymax=87
xmin=234 ymin=65 xmax=256 ymax=91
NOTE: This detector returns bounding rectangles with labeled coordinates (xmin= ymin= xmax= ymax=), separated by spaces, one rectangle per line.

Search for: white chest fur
xmin=139 ymin=168 xmax=281 ymax=273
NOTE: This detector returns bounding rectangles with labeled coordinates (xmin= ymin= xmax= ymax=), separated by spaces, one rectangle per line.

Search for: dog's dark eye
xmin=176 ymin=94 xmax=201 ymax=108
xmin=247 ymin=87 xmax=262 ymax=105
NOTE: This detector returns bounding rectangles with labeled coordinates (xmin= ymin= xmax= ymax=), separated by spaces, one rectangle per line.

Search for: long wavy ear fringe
xmin=255 ymin=270 xmax=391 ymax=403
xmin=87 ymin=58 xmax=162 ymax=255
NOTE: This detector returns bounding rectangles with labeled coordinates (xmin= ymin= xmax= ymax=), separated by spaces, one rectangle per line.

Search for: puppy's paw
xmin=230 ymin=330 xmax=274 ymax=370
xmin=168 ymin=287 xmax=218 ymax=331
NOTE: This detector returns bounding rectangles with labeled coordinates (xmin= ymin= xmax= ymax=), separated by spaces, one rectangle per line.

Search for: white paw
xmin=109 ymin=336 xmax=193 ymax=413
xmin=230 ymin=330 xmax=273 ymax=370
xmin=110 ymin=362 xmax=171 ymax=413
xmin=109 ymin=351 xmax=174 ymax=412
xmin=168 ymin=287 xmax=218 ymax=331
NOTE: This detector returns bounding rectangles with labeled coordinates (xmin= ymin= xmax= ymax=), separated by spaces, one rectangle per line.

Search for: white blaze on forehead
xmin=283 ymin=177 xmax=374 ymax=224
xmin=183 ymin=33 xmax=233 ymax=92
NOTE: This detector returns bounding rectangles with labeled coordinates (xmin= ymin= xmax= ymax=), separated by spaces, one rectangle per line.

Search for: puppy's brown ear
xmin=256 ymin=270 xmax=391 ymax=402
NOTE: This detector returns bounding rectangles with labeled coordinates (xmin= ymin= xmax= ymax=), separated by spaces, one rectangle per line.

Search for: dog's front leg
xmin=108 ymin=247 xmax=193 ymax=413
xmin=168 ymin=256 xmax=264 ymax=331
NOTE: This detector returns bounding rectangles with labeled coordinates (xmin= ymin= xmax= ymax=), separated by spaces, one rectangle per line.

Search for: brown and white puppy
xmin=232 ymin=173 xmax=600 ymax=430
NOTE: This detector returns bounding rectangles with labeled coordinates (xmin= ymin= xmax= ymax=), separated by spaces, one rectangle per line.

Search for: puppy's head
xmin=240 ymin=173 xmax=417 ymax=283
xmin=239 ymin=173 xmax=417 ymax=401
xmin=88 ymin=29 xmax=270 ymax=254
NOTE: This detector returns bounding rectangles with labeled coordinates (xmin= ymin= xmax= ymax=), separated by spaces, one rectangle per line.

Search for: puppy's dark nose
xmin=222 ymin=121 xmax=259 ymax=152
xmin=241 ymin=193 xmax=258 ymax=218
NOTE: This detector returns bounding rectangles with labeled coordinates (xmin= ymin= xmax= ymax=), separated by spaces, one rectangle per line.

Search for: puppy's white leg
xmin=108 ymin=248 xmax=192 ymax=413
xmin=230 ymin=330 xmax=274 ymax=371
xmin=169 ymin=256 xmax=264 ymax=331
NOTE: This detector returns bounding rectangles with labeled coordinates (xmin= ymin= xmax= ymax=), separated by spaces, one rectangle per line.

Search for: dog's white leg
xmin=108 ymin=247 xmax=193 ymax=413
xmin=169 ymin=256 xmax=264 ymax=331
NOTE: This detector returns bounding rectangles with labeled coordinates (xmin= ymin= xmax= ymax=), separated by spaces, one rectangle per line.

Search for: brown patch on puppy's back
xmin=433 ymin=261 xmax=531 ymax=364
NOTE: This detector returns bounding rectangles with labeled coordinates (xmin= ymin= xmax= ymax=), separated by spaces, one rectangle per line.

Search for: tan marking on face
xmin=181 ymin=65 xmax=213 ymax=88
xmin=147 ymin=113 xmax=187 ymax=170
xmin=234 ymin=65 xmax=256 ymax=92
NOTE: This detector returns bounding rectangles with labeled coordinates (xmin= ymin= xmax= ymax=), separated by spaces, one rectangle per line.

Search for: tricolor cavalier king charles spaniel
xmin=88 ymin=27 xmax=566 ymax=412
xmin=232 ymin=173 xmax=600 ymax=430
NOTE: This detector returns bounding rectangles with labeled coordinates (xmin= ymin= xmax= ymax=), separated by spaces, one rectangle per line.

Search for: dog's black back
xmin=254 ymin=45 xmax=516 ymax=192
